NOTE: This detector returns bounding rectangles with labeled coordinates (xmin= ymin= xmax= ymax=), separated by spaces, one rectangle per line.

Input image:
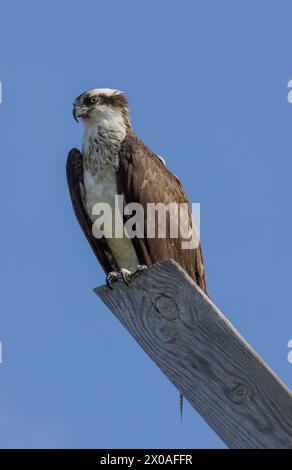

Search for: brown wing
xmin=66 ymin=148 xmax=115 ymax=274
xmin=117 ymin=133 xmax=207 ymax=293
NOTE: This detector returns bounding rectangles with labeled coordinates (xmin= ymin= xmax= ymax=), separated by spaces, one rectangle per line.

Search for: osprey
xmin=67 ymin=88 xmax=206 ymax=292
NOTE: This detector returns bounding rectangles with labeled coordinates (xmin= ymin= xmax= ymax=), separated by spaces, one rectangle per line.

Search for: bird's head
xmin=72 ymin=88 xmax=130 ymax=128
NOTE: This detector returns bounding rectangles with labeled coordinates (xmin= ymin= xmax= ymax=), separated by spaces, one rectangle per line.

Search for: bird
xmin=67 ymin=88 xmax=207 ymax=418
xmin=67 ymin=88 xmax=206 ymax=289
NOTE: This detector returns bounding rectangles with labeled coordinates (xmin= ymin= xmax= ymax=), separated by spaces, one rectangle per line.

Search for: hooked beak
xmin=72 ymin=102 xmax=92 ymax=122
xmin=72 ymin=105 xmax=79 ymax=123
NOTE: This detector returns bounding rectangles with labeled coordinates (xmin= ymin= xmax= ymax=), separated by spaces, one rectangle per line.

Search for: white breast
xmin=84 ymin=167 xmax=117 ymax=223
xmin=83 ymin=124 xmax=139 ymax=272
xmin=84 ymin=167 xmax=139 ymax=271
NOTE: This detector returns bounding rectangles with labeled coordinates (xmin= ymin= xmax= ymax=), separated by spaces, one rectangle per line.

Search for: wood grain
xmin=94 ymin=259 xmax=292 ymax=449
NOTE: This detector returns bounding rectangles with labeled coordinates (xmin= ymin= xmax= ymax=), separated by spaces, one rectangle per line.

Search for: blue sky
xmin=0 ymin=0 xmax=291 ymax=449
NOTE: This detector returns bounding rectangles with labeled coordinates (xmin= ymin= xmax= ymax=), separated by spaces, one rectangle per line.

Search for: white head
xmin=73 ymin=88 xmax=130 ymax=129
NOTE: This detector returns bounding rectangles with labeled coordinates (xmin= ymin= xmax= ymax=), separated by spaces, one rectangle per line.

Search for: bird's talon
xmin=131 ymin=265 xmax=148 ymax=278
xmin=136 ymin=264 xmax=147 ymax=272
xmin=106 ymin=271 xmax=119 ymax=289
xmin=119 ymin=268 xmax=131 ymax=286
xmin=106 ymin=269 xmax=131 ymax=287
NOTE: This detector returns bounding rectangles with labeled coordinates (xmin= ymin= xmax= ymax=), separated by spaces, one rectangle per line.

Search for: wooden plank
xmin=94 ymin=258 xmax=292 ymax=449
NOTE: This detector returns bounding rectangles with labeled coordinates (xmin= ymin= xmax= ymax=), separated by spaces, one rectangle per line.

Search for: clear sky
xmin=0 ymin=0 xmax=291 ymax=449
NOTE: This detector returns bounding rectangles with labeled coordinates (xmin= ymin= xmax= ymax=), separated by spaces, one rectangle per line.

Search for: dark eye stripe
xmin=83 ymin=97 xmax=91 ymax=106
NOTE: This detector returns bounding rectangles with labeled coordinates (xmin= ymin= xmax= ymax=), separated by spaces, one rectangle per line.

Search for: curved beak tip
xmin=73 ymin=107 xmax=79 ymax=123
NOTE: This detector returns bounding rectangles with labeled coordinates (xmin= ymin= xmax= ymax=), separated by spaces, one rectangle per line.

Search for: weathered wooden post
xmin=94 ymin=258 xmax=292 ymax=449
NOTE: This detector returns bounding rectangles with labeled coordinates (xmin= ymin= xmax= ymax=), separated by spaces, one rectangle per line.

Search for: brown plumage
xmin=67 ymin=129 xmax=206 ymax=293
xmin=66 ymin=148 xmax=116 ymax=273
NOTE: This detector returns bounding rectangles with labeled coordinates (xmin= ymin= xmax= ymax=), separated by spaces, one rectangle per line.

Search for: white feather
xmin=81 ymin=95 xmax=139 ymax=272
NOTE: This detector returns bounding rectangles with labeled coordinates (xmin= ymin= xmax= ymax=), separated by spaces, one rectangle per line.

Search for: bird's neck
xmin=82 ymin=115 xmax=127 ymax=174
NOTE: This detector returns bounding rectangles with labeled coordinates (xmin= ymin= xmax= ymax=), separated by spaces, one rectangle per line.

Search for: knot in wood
xmin=151 ymin=294 xmax=179 ymax=320
xmin=228 ymin=383 xmax=250 ymax=404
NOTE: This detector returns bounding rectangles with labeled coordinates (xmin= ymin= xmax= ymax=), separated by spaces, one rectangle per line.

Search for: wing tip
xmin=67 ymin=147 xmax=82 ymax=160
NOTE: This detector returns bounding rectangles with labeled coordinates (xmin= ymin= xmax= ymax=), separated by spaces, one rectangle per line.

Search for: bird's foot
xmin=106 ymin=271 xmax=119 ymax=288
xmin=106 ymin=266 xmax=147 ymax=289
xmin=119 ymin=268 xmax=131 ymax=286
xmin=131 ymin=264 xmax=148 ymax=277
xmin=106 ymin=269 xmax=131 ymax=289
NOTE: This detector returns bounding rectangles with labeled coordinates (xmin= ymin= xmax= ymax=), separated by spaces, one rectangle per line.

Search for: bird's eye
xmin=90 ymin=96 xmax=98 ymax=104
